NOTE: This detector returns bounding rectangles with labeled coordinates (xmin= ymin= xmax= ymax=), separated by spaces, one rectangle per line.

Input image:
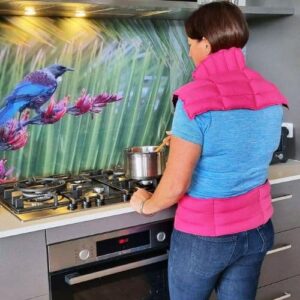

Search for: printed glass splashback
xmin=0 ymin=17 xmax=193 ymax=179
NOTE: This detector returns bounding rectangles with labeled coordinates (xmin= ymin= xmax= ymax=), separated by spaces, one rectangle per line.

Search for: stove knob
xmin=4 ymin=189 xmax=13 ymax=201
xmin=67 ymin=200 xmax=78 ymax=210
xmin=96 ymin=194 xmax=105 ymax=206
xmin=82 ymin=197 xmax=92 ymax=208
xmin=12 ymin=195 xmax=24 ymax=209
xmin=275 ymin=153 xmax=284 ymax=160
xmin=79 ymin=249 xmax=90 ymax=261
xmin=122 ymin=193 xmax=130 ymax=202
xmin=156 ymin=231 xmax=166 ymax=242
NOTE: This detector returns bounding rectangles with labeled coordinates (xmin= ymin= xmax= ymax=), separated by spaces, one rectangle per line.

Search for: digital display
xmin=118 ymin=238 xmax=129 ymax=245
xmin=96 ymin=230 xmax=150 ymax=256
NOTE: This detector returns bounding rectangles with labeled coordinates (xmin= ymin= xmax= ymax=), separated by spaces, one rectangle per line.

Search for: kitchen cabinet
xmin=256 ymin=276 xmax=300 ymax=300
xmin=0 ymin=161 xmax=300 ymax=300
xmin=259 ymin=227 xmax=300 ymax=286
xmin=0 ymin=231 xmax=49 ymax=300
xmin=269 ymin=181 xmax=300 ymax=232
xmin=209 ymin=175 xmax=300 ymax=300
xmin=256 ymin=180 xmax=300 ymax=299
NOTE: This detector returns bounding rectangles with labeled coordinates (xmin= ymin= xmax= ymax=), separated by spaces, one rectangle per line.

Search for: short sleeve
xmin=171 ymin=100 xmax=204 ymax=145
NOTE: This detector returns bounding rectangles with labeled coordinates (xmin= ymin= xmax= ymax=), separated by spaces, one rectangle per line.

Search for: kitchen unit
xmin=256 ymin=178 xmax=300 ymax=299
xmin=0 ymin=174 xmax=176 ymax=300
xmin=49 ymin=219 xmax=172 ymax=299
xmin=0 ymin=160 xmax=300 ymax=300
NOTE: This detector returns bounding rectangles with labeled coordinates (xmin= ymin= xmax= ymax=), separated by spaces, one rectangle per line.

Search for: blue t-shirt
xmin=171 ymin=100 xmax=283 ymax=198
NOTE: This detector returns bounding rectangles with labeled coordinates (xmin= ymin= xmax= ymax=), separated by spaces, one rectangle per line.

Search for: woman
xmin=130 ymin=1 xmax=288 ymax=299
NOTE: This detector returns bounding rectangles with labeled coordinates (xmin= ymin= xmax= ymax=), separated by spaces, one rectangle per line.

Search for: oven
xmin=48 ymin=219 xmax=173 ymax=300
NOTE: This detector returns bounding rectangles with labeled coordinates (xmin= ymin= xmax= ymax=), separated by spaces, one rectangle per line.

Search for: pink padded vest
xmin=173 ymin=47 xmax=288 ymax=236
xmin=174 ymin=47 xmax=288 ymax=119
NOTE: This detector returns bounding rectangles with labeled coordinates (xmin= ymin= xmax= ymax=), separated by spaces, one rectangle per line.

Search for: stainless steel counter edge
xmin=1 ymin=159 xmax=300 ymax=239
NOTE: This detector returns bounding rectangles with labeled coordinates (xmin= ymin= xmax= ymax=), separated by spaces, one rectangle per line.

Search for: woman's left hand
xmin=130 ymin=188 xmax=152 ymax=214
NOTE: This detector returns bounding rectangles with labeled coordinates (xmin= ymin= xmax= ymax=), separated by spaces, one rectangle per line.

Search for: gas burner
xmin=113 ymin=170 xmax=125 ymax=177
xmin=93 ymin=187 xmax=104 ymax=194
xmin=135 ymin=177 xmax=159 ymax=187
xmin=101 ymin=169 xmax=113 ymax=176
xmin=138 ymin=180 xmax=154 ymax=186
xmin=66 ymin=178 xmax=92 ymax=193
xmin=79 ymin=170 xmax=103 ymax=177
xmin=0 ymin=169 xmax=159 ymax=222
xmin=67 ymin=178 xmax=91 ymax=187
xmin=73 ymin=179 xmax=90 ymax=184
xmin=117 ymin=176 xmax=127 ymax=182
xmin=50 ymin=174 xmax=72 ymax=180
xmin=16 ymin=178 xmax=66 ymax=194
xmin=23 ymin=192 xmax=54 ymax=202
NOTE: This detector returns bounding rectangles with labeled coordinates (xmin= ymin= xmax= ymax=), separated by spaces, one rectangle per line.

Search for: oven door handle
xmin=65 ymin=253 xmax=168 ymax=286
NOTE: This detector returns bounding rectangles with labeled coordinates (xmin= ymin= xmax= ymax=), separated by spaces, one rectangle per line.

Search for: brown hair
xmin=185 ymin=1 xmax=249 ymax=53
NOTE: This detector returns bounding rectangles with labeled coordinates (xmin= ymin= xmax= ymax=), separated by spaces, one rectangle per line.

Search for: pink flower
xmin=67 ymin=91 xmax=123 ymax=116
xmin=91 ymin=93 xmax=123 ymax=113
xmin=67 ymin=90 xmax=93 ymax=116
xmin=0 ymin=159 xmax=15 ymax=183
xmin=0 ymin=114 xmax=29 ymax=151
xmin=25 ymin=96 xmax=69 ymax=125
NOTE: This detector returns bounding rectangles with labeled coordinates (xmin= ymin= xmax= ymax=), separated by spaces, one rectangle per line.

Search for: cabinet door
xmin=259 ymin=228 xmax=300 ymax=287
xmin=257 ymin=275 xmax=300 ymax=300
xmin=271 ymin=181 xmax=300 ymax=233
xmin=210 ymin=277 xmax=300 ymax=300
xmin=209 ymin=277 xmax=300 ymax=300
xmin=0 ymin=231 xmax=49 ymax=300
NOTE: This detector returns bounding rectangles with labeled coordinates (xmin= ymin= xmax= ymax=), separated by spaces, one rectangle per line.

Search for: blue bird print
xmin=0 ymin=64 xmax=74 ymax=126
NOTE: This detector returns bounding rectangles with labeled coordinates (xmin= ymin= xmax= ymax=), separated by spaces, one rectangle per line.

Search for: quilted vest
xmin=174 ymin=47 xmax=288 ymax=119
xmin=173 ymin=47 xmax=288 ymax=236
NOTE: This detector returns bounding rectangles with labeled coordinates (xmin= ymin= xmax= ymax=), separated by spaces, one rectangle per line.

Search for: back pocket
xmin=189 ymin=235 xmax=237 ymax=278
xmin=257 ymin=219 xmax=275 ymax=253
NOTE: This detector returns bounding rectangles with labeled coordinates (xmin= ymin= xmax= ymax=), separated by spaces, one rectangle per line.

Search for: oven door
xmin=50 ymin=249 xmax=170 ymax=300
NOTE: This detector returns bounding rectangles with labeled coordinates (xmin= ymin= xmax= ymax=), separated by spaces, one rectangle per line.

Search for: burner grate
xmin=16 ymin=178 xmax=66 ymax=194
xmin=0 ymin=170 xmax=160 ymax=221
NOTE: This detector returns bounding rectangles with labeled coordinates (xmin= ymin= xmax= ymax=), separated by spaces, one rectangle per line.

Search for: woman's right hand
xmin=163 ymin=131 xmax=172 ymax=146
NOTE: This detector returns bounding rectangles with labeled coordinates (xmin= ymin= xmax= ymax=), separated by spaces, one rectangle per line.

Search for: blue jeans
xmin=168 ymin=219 xmax=274 ymax=300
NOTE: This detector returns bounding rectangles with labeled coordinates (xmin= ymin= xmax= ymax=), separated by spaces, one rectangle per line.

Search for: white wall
xmin=247 ymin=0 xmax=300 ymax=159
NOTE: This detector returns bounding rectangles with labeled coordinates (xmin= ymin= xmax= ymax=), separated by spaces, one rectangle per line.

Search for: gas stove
xmin=0 ymin=170 xmax=159 ymax=222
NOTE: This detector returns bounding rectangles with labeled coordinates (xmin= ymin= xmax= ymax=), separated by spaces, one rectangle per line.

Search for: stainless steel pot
xmin=124 ymin=146 xmax=166 ymax=180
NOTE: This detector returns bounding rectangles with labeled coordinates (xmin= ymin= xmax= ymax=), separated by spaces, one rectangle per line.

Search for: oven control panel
xmin=48 ymin=219 xmax=173 ymax=273
xmin=156 ymin=231 xmax=166 ymax=242
xmin=78 ymin=249 xmax=90 ymax=261
xmin=75 ymin=246 xmax=95 ymax=262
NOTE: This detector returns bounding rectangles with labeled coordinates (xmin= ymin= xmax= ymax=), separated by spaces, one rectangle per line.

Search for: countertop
xmin=1 ymin=159 xmax=300 ymax=239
